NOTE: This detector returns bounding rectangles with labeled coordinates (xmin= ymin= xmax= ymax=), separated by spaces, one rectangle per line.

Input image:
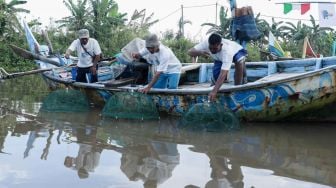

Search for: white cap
xmin=145 ymin=34 xmax=159 ymax=48
xmin=78 ymin=29 xmax=89 ymax=39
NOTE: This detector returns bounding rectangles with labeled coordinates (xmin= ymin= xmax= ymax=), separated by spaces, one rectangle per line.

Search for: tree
xmin=306 ymin=15 xmax=333 ymax=55
xmin=254 ymin=13 xmax=269 ymax=44
xmin=201 ymin=6 xmax=231 ymax=39
xmin=57 ymin=0 xmax=90 ymax=32
xmin=269 ymin=18 xmax=285 ymax=39
xmin=176 ymin=17 xmax=191 ymax=39
xmin=88 ymin=0 xmax=127 ymax=39
xmin=127 ymin=9 xmax=158 ymax=31
xmin=0 ymin=0 xmax=29 ymax=37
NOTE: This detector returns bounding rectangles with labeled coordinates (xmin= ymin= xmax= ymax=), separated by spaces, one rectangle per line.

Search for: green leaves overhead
xmin=201 ymin=6 xmax=231 ymax=39
xmin=128 ymin=9 xmax=158 ymax=31
xmin=57 ymin=0 xmax=90 ymax=31
xmin=0 ymin=0 xmax=29 ymax=37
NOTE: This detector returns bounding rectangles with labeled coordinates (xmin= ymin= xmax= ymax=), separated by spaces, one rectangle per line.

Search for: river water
xmin=0 ymin=75 xmax=335 ymax=188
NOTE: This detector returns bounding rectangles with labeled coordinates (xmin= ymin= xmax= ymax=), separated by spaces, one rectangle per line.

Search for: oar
xmin=0 ymin=67 xmax=52 ymax=80
xmin=10 ymin=44 xmax=117 ymax=66
xmin=9 ymin=44 xmax=61 ymax=67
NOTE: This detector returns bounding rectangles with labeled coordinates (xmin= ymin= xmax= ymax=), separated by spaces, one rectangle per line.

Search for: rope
xmin=184 ymin=3 xmax=217 ymax=9
xmin=158 ymin=8 xmax=181 ymax=22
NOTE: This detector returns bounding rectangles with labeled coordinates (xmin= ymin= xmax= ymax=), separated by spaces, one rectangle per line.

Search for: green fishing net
xmin=180 ymin=102 xmax=240 ymax=131
xmin=40 ymin=89 xmax=89 ymax=112
xmin=102 ymin=92 xmax=159 ymax=120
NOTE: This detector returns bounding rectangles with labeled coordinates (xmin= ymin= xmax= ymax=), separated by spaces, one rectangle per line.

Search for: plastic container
xmin=71 ymin=67 xmax=77 ymax=80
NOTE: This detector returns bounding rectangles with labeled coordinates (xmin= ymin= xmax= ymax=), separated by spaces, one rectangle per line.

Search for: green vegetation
xmin=202 ymin=7 xmax=336 ymax=59
xmin=1 ymin=1 xmax=336 ymax=72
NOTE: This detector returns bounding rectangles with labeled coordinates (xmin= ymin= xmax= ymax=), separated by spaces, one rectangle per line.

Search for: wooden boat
xmin=20 ymin=21 xmax=336 ymax=122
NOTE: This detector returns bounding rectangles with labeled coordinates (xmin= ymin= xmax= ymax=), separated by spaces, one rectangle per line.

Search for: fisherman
xmin=188 ymin=33 xmax=247 ymax=101
xmin=64 ymin=29 xmax=102 ymax=83
xmin=132 ymin=34 xmax=182 ymax=93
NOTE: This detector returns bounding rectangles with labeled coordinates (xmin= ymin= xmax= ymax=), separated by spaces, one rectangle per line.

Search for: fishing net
xmin=40 ymin=89 xmax=89 ymax=112
xmin=180 ymin=102 xmax=240 ymax=132
xmin=102 ymin=92 xmax=159 ymax=120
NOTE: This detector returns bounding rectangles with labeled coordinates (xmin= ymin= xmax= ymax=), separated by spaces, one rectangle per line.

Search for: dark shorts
xmin=76 ymin=65 xmax=98 ymax=83
xmin=213 ymin=49 xmax=247 ymax=81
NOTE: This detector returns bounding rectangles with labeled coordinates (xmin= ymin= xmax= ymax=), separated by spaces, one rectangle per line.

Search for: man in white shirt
xmin=188 ymin=33 xmax=247 ymax=101
xmin=65 ymin=29 xmax=102 ymax=83
xmin=132 ymin=34 xmax=182 ymax=93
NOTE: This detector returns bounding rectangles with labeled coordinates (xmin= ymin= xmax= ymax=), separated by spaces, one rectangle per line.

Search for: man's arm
xmin=65 ymin=49 xmax=72 ymax=59
xmin=139 ymin=71 xmax=162 ymax=94
xmin=65 ymin=40 xmax=78 ymax=59
xmin=209 ymin=69 xmax=228 ymax=101
xmin=91 ymin=54 xmax=101 ymax=75
xmin=132 ymin=48 xmax=149 ymax=60
xmin=132 ymin=52 xmax=142 ymax=60
xmin=188 ymin=48 xmax=210 ymax=57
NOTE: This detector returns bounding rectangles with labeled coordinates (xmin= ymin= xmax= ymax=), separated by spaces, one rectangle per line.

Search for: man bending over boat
xmin=188 ymin=33 xmax=247 ymax=101
xmin=132 ymin=34 xmax=182 ymax=93
xmin=65 ymin=29 xmax=102 ymax=83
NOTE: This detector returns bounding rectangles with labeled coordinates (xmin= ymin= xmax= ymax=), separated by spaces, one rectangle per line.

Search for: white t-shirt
xmin=75 ymin=144 xmax=100 ymax=172
xmin=140 ymin=44 xmax=181 ymax=74
xmin=68 ymin=38 xmax=102 ymax=68
xmin=194 ymin=38 xmax=243 ymax=70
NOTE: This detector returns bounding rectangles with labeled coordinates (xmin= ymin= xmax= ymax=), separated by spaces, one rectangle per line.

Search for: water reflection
xmin=1 ymin=105 xmax=336 ymax=187
xmin=120 ymin=141 xmax=179 ymax=187
xmin=0 ymin=76 xmax=335 ymax=187
xmin=64 ymin=126 xmax=102 ymax=179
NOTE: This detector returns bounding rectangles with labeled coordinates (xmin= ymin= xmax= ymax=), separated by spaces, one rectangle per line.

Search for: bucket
xmin=71 ymin=67 xmax=77 ymax=80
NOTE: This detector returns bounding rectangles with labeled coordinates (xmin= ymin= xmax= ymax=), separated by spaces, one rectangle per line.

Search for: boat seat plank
xmin=178 ymin=82 xmax=233 ymax=89
xmin=255 ymin=73 xmax=303 ymax=82
xmin=181 ymin=64 xmax=201 ymax=73
xmin=103 ymin=78 xmax=135 ymax=87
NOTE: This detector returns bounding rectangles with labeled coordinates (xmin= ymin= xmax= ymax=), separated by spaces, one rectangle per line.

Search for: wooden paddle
xmin=9 ymin=44 xmax=61 ymax=67
xmin=0 ymin=67 xmax=52 ymax=80
xmin=10 ymin=44 xmax=117 ymax=66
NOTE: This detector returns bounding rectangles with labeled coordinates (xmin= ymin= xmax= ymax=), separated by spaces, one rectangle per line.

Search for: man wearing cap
xmin=65 ymin=29 xmax=102 ymax=83
xmin=188 ymin=33 xmax=247 ymax=101
xmin=132 ymin=34 xmax=182 ymax=93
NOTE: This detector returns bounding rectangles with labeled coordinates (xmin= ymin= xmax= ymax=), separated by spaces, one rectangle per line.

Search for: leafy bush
xmin=163 ymin=37 xmax=195 ymax=63
xmin=246 ymin=43 xmax=261 ymax=62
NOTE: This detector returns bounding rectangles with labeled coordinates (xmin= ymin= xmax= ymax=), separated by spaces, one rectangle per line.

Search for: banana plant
xmin=201 ymin=6 xmax=231 ymax=39
xmin=57 ymin=0 xmax=90 ymax=31
xmin=0 ymin=0 xmax=29 ymax=37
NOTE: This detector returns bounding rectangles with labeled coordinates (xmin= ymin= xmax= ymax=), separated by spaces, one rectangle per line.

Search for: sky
xmin=19 ymin=0 xmax=328 ymax=41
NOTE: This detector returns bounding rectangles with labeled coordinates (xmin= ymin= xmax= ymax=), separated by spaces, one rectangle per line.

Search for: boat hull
xmin=148 ymin=70 xmax=336 ymax=121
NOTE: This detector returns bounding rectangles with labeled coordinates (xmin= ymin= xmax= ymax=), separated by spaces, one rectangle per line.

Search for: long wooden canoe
xmin=22 ymin=21 xmax=336 ymax=121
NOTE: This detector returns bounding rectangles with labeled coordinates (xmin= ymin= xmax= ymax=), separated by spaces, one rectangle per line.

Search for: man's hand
xmin=65 ymin=49 xmax=72 ymax=59
xmin=209 ymin=69 xmax=228 ymax=102
xmin=64 ymin=53 xmax=70 ymax=59
xmin=90 ymin=66 xmax=97 ymax=75
xmin=132 ymin=53 xmax=141 ymax=60
xmin=138 ymin=86 xmax=151 ymax=94
xmin=209 ymin=90 xmax=217 ymax=102
xmin=201 ymin=50 xmax=211 ymax=57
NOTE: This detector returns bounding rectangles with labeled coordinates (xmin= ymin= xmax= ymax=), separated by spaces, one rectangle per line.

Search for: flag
xmin=268 ymin=32 xmax=285 ymax=57
xmin=318 ymin=3 xmax=336 ymax=27
xmin=23 ymin=21 xmax=39 ymax=54
xmin=284 ymin=3 xmax=310 ymax=15
xmin=302 ymin=37 xmax=317 ymax=58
